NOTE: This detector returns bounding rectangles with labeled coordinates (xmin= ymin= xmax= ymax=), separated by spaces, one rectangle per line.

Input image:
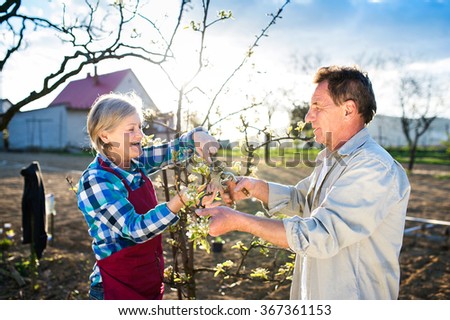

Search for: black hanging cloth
xmin=20 ymin=161 xmax=47 ymax=259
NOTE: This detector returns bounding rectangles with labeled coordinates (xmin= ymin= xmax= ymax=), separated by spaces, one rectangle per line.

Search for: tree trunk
xmin=408 ymin=143 xmax=417 ymax=171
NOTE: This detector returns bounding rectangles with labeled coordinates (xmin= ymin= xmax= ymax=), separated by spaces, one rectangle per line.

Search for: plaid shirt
xmin=77 ymin=127 xmax=205 ymax=285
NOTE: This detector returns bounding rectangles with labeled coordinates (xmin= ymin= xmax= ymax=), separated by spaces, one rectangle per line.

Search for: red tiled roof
xmin=49 ymin=69 xmax=132 ymax=110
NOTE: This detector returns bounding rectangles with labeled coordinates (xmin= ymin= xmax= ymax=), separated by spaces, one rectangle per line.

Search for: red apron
xmin=97 ymin=159 xmax=164 ymax=300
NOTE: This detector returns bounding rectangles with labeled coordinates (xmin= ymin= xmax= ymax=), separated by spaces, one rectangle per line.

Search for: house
xmin=6 ymin=68 xmax=174 ymax=151
xmin=367 ymin=114 xmax=450 ymax=147
xmin=1 ymin=99 xmax=13 ymax=150
xmin=0 ymin=99 xmax=12 ymax=114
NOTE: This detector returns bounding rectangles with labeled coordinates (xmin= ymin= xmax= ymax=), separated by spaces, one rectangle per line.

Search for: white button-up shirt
xmin=268 ymin=128 xmax=411 ymax=299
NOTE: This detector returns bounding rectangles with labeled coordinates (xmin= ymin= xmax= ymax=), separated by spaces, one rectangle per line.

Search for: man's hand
xmin=195 ymin=206 xmax=241 ymax=237
xmin=196 ymin=205 xmax=289 ymax=248
xmin=223 ymin=176 xmax=268 ymax=205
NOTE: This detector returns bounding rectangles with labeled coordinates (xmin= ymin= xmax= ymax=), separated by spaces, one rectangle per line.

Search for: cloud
xmin=408 ymin=57 xmax=450 ymax=74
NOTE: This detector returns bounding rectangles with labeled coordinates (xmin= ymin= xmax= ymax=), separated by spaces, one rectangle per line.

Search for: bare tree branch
xmin=0 ymin=0 xmax=183 ymax=131
xmin=208 ymin=101 xmax=263 ymax=128
xmin=0 ymin=0 xmax=21 ymax=23
xmin=398 ymin=75 xmax=441 ymax=171
xmin=201 ymin=0 xmax=291 ymax=128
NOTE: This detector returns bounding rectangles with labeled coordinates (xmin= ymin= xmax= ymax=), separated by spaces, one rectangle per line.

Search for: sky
xmin=2 ymin=0 xmax=450 ymax=140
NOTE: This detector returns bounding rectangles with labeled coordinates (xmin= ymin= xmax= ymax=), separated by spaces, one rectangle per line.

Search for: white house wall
xmin=116 ymin=73 xmax=158 ymax=111
xmin=1 ymin=99 xmax=12 ymax=114
xmin=8 ymin=105 xmax=68 ymax=150
xmin=67 ymin=109 xmax=90 ymax=149
xmin=367 ymin=115 xmax=405 ymax=146
xmin=367 ymin=115 xmax=450 ymax=147
xmin=420 ymin=117 xmax=450 ymax=146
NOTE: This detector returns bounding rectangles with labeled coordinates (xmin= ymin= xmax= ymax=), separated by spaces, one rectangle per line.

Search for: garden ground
xmin=0 ymin=151 xmax=449 ymax=299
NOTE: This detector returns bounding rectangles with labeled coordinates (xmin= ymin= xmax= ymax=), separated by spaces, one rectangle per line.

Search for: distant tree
xmin=351 ymin=53 xmax=447 ymax=172
xmin=290 ymin=51 xmax=325 ymax=75
xmin=281 ymin=51 xmax=324 ymax=145
xmin=398 ymin=75 xmax=443 ymax=171
xmin=289 ymin=100 xmax=311 ymax=137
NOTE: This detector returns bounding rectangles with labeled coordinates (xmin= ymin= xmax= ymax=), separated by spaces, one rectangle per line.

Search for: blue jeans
xmin=89 ymin=283 xmax=104 ymax=300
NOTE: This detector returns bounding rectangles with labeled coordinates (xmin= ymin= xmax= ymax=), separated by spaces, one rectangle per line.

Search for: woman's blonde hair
xmin=87 ymin=92 xmax=143 ymax=155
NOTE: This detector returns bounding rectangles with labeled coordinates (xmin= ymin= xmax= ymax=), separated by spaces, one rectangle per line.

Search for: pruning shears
xmin=198 ymin=159 xmax=249 ymax=208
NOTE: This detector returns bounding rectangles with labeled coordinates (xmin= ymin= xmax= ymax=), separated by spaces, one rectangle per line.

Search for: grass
xmin=393 ymin=157 xmax=450 ymax=166
xmin=385 ymin=146 xmax=450 ymax=166
xmin=219 ymin=146 xmax=450 ymax=167
xmin=16 ymin=143 xmax=450 ymax=167
xmin=218 ymin=148 xmax=319 ymax=166
xmin=435 ymin=173 xmax=450 ymax=180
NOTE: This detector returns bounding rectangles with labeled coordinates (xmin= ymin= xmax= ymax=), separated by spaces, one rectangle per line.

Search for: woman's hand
xmin=192 ymin=131 xmax=220 ymax=163
xmin=197 ymin=184 xmax=221 ymax=209
xmin=167 ymin=184 xmax=220 ymax=213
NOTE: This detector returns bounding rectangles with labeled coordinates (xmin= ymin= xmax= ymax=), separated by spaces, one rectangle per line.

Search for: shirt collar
xmin=337 ymin=127 xmax=370 ymax=157
xmin=97 ymin=153 xmax=141 ymax=186
xmin=315 ymin=127 xmax=370 ymax=162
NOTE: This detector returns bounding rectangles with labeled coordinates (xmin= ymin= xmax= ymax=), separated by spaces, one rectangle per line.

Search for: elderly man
xmin=197 ymin=65 xmax=411 ymax=300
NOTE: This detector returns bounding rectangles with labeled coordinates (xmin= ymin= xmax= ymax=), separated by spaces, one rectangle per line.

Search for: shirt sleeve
xmin=283 ymin=157 xmax=409 ymax=258
xmin=139 ymin=127 xmax=207 ymax=174
xmin=267 ymin=175 xmax=311 ymax=215
xmin=77 ymin=169 xmax=179 ymax=243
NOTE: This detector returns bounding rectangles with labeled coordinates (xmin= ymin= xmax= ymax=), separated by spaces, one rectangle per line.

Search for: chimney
xmin=94 ymin=66 xmax=99 ymax=85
